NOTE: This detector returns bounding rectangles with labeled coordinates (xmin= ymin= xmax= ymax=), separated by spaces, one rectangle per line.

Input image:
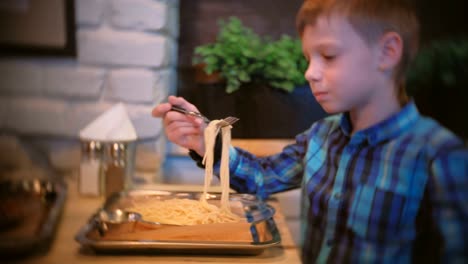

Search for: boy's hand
xmin=152 ymin=96 xmax=206 ymax=156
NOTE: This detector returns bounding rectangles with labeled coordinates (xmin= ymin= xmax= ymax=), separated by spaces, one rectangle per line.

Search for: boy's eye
xmin=322 ymin=54 xmax=336 ymax=60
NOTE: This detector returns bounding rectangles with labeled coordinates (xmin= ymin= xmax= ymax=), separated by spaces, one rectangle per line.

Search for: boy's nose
xmin=304 ymin=62 xmax=322 ymax=82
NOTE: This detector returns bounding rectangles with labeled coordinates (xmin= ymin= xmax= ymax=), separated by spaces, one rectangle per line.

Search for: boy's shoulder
xmin=411 ymin=115 xmax=463 ymax=143
xmin=303 ymin=110 xmax=465 ymax=150
xmin=404 ymin=115 xmax=465 ymax=156
xmin=306 ymin=112 xmax=465 ymax=154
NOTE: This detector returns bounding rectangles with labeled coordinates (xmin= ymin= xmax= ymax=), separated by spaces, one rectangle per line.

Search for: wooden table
xmin=19 ymin=180 xmax=301 ymax=264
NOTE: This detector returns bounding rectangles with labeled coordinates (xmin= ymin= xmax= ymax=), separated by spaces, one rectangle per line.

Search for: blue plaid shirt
xmin=225 ymin=101 xmax=468 ymax=263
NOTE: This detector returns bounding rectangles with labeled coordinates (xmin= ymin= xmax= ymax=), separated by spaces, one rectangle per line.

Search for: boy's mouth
xmin=313 ymin=91 xmax=328 ymax=101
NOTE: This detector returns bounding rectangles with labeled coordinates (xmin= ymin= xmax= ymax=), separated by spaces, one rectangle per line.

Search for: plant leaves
xmin=192 ymin=16 xmax=307 ymax=93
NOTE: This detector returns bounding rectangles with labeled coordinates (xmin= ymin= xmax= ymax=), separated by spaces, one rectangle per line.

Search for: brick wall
xmin=0 ymin=0 xmax=180 ymax=180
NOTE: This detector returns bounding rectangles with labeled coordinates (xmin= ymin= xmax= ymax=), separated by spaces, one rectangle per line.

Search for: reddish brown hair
xmin=296 ymin=0 xmax=420 ymax=104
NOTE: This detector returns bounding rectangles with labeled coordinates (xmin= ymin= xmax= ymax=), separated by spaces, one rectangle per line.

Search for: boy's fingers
xmin=166 ymin=124 xmax=202 ymax=138
xmin=152 ymin=96 xmax=198 ymax=118
xmin=168 ymin=96 xmax=199 ymax=112
xmin=151 ymin=102 xmax=171 ymax=117
xmin=164 ymin=111 xmax=201 ymax=127
xmin=165 ymin=123 xmax=203 ymax=147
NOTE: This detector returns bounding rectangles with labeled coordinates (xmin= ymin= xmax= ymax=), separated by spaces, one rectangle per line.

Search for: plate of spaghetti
xmin=75 ymin=119 xmax=280 ymax=254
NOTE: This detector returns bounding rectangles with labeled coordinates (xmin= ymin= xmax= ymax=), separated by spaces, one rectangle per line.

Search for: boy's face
xmin=302 ymin=15 xmax=382 ymax=114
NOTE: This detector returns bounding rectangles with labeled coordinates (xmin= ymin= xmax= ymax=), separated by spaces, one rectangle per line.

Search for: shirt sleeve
xmin=428 ymin=146 xmax=468 ymax=262
xmin=224 ymin=130 xmax=310 ymax=200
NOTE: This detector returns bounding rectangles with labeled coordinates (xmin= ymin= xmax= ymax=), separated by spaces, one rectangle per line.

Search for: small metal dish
xmin=94 ymin=209 xmax=141 ymax=236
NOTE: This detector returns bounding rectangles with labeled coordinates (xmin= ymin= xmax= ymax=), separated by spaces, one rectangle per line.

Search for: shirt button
xmin=333 ymin=192 xmax=342 ymax=200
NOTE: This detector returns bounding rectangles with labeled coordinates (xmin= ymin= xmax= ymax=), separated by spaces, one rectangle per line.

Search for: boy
xmin=153 ymin=0 xmax=468 ymax=262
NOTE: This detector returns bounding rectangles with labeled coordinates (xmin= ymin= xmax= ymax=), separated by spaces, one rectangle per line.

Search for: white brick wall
xmin=105 ymin=68 xmax=172 ymax=103
xmin=106 ymin=68 xmax=154 ymax=103
xmin=44 ymin=62 xmax=106 ymax=99
xmin=0 ymin=59 xmax=44 ymax=96
xmin=127 ymin=104 xmax=163 ymax=139
xmin=109 ymin=0 xmax=168 ymax=32
xmin=64 ymin=101 xmax=115 ymax=137
xmin=76 ymin=0 xmax=106 ymax=26
xmin=78 ymin=28 xmax=172 ymax=67
xmin=0 ymin=0 xmax=179 ymax=178
xmin=5 ymin=98 xmax=68 ymax=135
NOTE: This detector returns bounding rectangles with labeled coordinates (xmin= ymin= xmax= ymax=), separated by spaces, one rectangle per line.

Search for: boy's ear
xmin=377 ymin=32 xmax=403 ymax=71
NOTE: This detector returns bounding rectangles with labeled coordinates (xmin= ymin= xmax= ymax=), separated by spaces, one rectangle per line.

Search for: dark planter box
xmin=192 ymin=83 xmax=328 ymax=139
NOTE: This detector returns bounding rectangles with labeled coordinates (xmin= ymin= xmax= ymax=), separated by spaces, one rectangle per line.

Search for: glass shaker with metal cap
xmin=102 ymin=141 xmax=136 ymax=197
xmin=79 ymin=140 xmax=104 ymax=196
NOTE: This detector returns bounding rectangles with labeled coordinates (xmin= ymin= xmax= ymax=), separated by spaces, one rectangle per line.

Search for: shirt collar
xmin=339 ymin=101 xmax=420 ymax=146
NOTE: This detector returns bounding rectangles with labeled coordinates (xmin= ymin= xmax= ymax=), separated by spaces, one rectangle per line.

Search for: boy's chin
xmin=319 ymin=103 xmax=342 ymax=114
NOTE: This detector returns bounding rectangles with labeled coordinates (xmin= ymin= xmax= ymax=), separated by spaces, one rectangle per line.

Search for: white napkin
xmin=79 ymin=103 xmax=137 ymax=141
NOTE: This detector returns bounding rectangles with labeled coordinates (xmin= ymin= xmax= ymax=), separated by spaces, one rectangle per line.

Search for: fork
xmin=170 ymin=105 xmax=210 ymax=123
xmin=217 ymin=116 xmax=240 ymax=128
xmin=170 ymin=105 xmax=239 ymax=127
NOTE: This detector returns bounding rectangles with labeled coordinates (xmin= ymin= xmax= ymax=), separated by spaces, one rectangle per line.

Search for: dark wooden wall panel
xmin=178 ymin=0 xmax=304 ymax=67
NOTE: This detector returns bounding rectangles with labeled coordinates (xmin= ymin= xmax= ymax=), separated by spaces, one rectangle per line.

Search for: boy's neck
xmin=349 ymin=84 xmax=402 ymax=135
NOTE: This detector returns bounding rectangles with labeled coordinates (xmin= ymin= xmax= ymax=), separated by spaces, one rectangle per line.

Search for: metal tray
xmin=0 ymin=178 xmax=67 ymax=257
xmin=75 ymin=189 xmax=281 ymax=255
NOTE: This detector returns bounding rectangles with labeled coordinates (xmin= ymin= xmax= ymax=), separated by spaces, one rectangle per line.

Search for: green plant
xmin=193 ymin=17 xmax=307 ymax=93
xmin=261 ymin=36 xmax=308 ymax=92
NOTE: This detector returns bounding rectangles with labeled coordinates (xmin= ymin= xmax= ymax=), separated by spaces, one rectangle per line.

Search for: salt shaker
xmin=102 ymin=141 xmax=136 ymax=197
xmin=79 ymin=140 xmax=103 ymax=196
